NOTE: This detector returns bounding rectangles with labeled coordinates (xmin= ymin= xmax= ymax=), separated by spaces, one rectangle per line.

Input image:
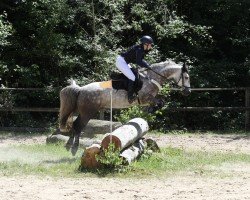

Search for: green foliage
xmin=0 ymin=12 xmax=12 ymax=47
xmin=115 ymin=106 xmax=156 ymax=126
xmin=0 ymin=0 xmax=249 ymax=129
xmin=95 ymin=143 xmax=123 ymax=169
xmin=132 ymin=146 xmax=250 ymax=177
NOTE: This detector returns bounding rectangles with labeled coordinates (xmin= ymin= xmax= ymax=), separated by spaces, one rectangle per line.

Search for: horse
xmin=59 ymin=59 xmax=191 ymax=155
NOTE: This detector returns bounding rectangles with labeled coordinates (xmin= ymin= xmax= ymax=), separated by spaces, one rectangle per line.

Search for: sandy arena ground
xmin=0 ymin=133 xmax=249 ymax=200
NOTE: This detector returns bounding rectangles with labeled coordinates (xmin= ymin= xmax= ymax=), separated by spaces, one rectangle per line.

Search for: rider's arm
xmin=136 ymin=47 xmax=150 ymax=69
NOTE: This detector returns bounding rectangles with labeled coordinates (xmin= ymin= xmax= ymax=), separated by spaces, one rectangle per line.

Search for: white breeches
xmin=116 ymin=55 xmax=135 ymax=81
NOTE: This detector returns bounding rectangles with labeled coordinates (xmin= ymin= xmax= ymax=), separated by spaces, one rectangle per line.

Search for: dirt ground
xmin=0 ymin=133 xmax=249 ymax=200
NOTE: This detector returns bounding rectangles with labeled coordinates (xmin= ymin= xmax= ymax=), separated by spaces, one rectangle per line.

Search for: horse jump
xmin=59 ymin=60 xmax=191 ymax=155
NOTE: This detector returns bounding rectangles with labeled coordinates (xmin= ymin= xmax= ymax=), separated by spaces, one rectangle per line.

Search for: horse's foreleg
xmin=71 ymin=136 xmax=80 ymax=156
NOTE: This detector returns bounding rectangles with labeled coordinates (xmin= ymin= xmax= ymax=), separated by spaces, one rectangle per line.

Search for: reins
xmin=141 ymin=67 xmax=167 ymax=79
xmin=140 ymin=65 xmax=188 ymax=89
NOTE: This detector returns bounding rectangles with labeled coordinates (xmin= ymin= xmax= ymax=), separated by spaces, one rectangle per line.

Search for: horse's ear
xmin=182 ymin=62 xmax=188 ymax=73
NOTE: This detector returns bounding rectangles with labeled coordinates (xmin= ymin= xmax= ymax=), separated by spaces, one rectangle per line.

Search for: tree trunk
xmin=101 ymin=118 xmax=149 ymax=150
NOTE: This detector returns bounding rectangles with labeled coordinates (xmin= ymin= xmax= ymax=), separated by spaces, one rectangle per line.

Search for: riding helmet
xmin=140 ymin=35 xmax=154 ymax=45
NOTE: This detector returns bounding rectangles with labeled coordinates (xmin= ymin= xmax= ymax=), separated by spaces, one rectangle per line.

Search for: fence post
xmin=245 ymin=88 xmax=250 ymax=131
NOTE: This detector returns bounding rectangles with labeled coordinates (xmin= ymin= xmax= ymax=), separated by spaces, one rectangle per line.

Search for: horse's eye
xmin=185 ymin=77 xmax=189 ymax=80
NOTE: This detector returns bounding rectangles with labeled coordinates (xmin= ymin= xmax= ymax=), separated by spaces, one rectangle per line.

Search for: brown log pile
xmin=80 ymin=118 xmax=160 ymax=169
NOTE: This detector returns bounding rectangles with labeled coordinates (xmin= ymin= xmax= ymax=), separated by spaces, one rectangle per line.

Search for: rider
xmin=116 ymin=35 xmax=154 ymax=103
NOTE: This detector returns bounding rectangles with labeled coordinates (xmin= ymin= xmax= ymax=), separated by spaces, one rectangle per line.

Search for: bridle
xmin=176 ymin=64 xmax=191 ymax=90
xmin=142 ymin=63 xmax=190 ymax=90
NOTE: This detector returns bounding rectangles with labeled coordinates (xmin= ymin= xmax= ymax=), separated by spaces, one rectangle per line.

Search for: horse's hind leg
xmin=65 ymin=130 xmax=74 ymax=151
xmin=70 ymin=115 xmax=86 ymax=156
xmin=59 ymin=110 xmax=72 ymax=132
xmin=71 ymin=110 xmax=97 ymax=156
xmin=59 ymin=92 xmax=76 ymax=133
xmin=60 ymin=112 xmax=75 ymax=151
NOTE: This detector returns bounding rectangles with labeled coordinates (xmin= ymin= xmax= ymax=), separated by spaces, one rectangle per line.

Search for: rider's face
xmin=144 ymin=43 xmax=152 ymax=51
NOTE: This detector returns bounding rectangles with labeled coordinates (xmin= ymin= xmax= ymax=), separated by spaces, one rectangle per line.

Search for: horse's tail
xmin=59 ymin=80 xmax=80 ymax=132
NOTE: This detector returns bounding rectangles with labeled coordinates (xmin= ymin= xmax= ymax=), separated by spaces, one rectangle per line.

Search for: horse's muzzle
xmin=182 ymin=87 xmax=191 ymax=96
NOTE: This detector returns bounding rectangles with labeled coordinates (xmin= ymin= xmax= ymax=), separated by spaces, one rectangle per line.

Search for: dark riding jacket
xmin=121 ymin=44 xmax=150 ymax=69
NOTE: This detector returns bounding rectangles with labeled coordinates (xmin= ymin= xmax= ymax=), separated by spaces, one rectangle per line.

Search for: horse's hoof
xmin=65 ymin=144 xmax=71 ymax=151
xmin=65 ymin=137 xmax=74 ymax=151
xmin=71 ymin=146 xmax=78 ymax=156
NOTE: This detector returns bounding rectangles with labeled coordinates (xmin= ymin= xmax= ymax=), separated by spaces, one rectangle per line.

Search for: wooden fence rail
xmin=0 ymin=107 xmax=250 ymax=112
xmin=0 ymin=107 xmax=59 ymax=112
xmin=1 ymin=87 xmax=250 ymax=130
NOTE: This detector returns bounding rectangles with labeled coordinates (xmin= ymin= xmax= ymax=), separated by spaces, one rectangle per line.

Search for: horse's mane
xmin=151 ymin=59 xmax=180 ymax=68
xmin=150 ymin=59 xmax=182 ymax=72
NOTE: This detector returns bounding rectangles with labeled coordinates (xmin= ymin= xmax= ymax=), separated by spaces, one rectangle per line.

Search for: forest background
xmin=0 ymin=0 xmax=249 ymax=130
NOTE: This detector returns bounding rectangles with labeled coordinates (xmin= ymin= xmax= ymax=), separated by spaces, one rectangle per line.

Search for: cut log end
xmin=101 ymin=135 xmax=121 ymax=150
xmin=81 ymin=144 xmax=101 ymax=169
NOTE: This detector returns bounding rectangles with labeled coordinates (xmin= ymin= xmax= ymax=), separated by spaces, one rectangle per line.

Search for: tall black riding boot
xmin=127 ymin=79 xmax=136 ymax=103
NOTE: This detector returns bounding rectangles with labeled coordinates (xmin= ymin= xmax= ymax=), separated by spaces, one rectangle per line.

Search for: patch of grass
xmin=0 ymin=143 xmax=82 ymax=177
xmin=129 ymin=147 xmax=250 ymax=178
xmin=1 ymin=143 xmax=249 ymax=178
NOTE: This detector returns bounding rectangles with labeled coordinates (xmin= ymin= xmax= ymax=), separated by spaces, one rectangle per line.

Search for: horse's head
xmin=146 ymin=60 xmax=191 ymax=96
xmin=175 ymin=63 xmax=191 ymax=96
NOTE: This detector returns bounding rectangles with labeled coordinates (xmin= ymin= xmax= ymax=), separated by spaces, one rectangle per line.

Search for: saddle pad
xmin=99 ymin=81 xmax=112 ymax=89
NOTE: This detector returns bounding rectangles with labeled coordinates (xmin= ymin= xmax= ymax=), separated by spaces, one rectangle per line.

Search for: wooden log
xmin=120 ymin=139 xmax=146 ymax=164
xmin=46 ymin=134 xmax=101 ymax=148
xmin=120 ymin=138 xmax=160 ymax=164
xmin=80 ymin=144 xmax=101 ymax=169
xmin=101 ymin=118 xmax=149 ymax=150
xmin=81 ymin=138 xmax=160 ymax=168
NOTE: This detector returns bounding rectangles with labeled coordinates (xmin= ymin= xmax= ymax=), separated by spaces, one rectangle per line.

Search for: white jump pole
xmin=109 ymin=89 xmax=113 ymax=143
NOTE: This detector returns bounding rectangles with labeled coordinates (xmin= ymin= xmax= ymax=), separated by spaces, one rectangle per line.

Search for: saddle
xmin=110 ymin=68 xmax=143 ymax=93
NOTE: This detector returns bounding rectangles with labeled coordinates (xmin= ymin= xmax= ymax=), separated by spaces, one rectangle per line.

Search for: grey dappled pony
xmin=59 ymin=59 xmax=191 ymax=155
